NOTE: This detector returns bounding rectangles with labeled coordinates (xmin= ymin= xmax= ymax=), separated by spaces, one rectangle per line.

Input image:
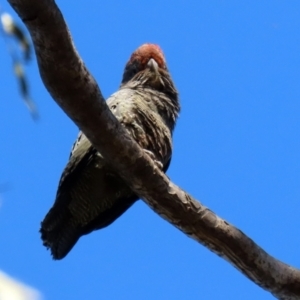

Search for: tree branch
xmin=7 ymin=0 xmax=300 ymax=298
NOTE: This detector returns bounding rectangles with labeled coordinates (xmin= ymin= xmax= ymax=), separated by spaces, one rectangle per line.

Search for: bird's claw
xmin=143 ymin=149 xmax=163 ymax=169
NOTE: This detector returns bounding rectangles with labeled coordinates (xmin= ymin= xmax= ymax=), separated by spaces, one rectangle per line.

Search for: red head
xmin=121 ymin=43 xmax=167 ymax=84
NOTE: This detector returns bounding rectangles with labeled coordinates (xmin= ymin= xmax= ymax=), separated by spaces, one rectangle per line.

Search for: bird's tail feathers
xmin=40 ymin=209 xmax=81 ymax=260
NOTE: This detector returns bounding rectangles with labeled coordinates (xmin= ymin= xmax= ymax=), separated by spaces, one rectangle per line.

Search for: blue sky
xmin=0 ymin=1 xmax=300 ymax=299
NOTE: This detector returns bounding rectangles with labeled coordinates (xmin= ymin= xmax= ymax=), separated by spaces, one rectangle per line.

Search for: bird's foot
xmin=143 ymin=149 xmax=163 ymax=169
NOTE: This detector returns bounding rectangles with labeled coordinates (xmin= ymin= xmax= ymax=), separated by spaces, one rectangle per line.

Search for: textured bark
xmin=7 ymin=0 xmax=300 ymax=298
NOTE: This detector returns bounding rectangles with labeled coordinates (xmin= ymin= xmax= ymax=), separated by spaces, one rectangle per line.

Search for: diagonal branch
xmin=7 ymin=0 xmax=300 ymax=298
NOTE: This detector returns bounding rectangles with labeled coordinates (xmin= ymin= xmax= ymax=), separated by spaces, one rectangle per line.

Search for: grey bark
xmin=7 ymin=0 xmax=300 ymax=298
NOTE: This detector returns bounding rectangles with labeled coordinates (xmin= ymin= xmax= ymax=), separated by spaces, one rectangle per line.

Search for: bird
xmin=40 ymin=43 xmax=180 ymax=260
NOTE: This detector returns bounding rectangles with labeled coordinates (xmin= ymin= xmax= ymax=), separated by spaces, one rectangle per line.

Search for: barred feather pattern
xmin=40 ymin=44 xmax=180 ymax=259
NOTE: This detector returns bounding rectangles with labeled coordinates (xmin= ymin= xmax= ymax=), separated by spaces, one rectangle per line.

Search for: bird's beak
xmin=147 ymin=58 xmax=159 ymax=73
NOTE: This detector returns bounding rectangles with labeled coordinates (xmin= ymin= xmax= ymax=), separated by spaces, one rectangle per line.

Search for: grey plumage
xmin=40 ymin=44 xmax=180 ymax=259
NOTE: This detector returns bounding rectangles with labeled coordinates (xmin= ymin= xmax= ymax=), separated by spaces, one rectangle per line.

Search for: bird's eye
xmin=121 ymin=60 xmax=141 ymax=84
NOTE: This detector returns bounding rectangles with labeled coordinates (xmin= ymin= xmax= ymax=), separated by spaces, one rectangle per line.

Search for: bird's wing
xmin=41 ymin=129 xmax=137 ymax=259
